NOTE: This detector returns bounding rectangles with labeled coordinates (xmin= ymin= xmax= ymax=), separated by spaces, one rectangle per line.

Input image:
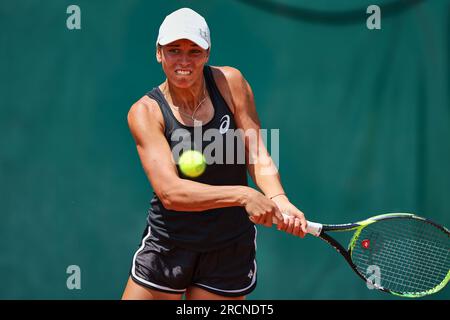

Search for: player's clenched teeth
xmin=175 ymin=69 xmax=192 ymax=75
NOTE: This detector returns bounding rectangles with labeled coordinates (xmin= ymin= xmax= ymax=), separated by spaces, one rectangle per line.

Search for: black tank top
xmin=145 ymin=65 xmax=254 ymax=252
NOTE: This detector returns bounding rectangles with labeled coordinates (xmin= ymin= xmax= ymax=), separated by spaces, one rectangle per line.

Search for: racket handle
xmin=305 ymin=221 xmax=323 ymax=237
xmin=272 ymin=212 xmax=323 ymax=236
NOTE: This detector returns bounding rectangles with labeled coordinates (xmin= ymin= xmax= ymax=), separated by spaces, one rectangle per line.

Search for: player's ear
xmin=156 ymin=45 xmax=162 ymax=63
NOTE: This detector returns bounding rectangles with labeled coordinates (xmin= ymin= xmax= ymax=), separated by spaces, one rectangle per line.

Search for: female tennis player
xmin=122 ymin=8 xmax=308 ymax=300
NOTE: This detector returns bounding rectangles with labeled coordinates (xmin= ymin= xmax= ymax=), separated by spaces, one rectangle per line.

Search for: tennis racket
xmin=273 ymin=212 xmax=450 ymax=298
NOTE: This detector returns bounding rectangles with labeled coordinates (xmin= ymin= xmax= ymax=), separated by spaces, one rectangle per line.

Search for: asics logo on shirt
xmin=219 ymin=115 xmax=230 ymax=134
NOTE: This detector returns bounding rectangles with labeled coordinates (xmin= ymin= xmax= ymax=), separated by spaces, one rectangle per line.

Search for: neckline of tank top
xmin=155 ymin=86 xmax=217 ymax=130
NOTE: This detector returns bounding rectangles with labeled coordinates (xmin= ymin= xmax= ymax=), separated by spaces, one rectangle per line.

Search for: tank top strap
xmin=145 ymin=87 xmax=176 ymax=137
xmin=204 ymin=65 xmax=231 ymax=115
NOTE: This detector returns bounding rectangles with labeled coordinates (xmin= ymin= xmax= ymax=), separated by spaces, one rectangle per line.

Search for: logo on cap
xmin=199 ymin=29 xmax=208 ymax=39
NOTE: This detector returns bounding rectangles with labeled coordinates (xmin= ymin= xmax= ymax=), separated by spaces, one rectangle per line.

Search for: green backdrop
xmin=1 ymin=0 xmax=449 ymax=299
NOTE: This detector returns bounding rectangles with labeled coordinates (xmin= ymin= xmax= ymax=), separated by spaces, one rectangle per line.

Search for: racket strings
xmin=364 ymin=238 xmax=447 ymax=291
xmin=361 ymin=226 xmax=448 ymax=293
xmin=352 ymin=246 xmax=446 ymax=294
xmin=352 ymin=248 xmax=443 ymax=292
xmin=350 ymin=218 xmax=450 ymax=295
xmin=369 ymin=224 xmax=449 ymax=293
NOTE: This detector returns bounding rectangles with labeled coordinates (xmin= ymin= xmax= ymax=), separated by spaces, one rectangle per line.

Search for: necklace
xmin=162 ymin=81 xmax=208 ymax=123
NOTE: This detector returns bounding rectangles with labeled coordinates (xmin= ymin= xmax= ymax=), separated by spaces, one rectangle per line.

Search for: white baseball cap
xmin=156 ymin=8 xmax=211 ymax=50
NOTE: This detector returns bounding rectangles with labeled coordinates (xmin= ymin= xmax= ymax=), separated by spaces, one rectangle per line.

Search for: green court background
xmin=1 ymin=0 xmax=449 ymax=299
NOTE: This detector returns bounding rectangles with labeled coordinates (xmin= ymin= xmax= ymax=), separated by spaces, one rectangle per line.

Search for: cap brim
xmin=158 ymin=33 xmax=209 ymax=50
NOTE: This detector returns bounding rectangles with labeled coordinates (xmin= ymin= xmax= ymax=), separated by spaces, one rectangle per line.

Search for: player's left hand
xmin=270 ymin=195 xmax=308 ymax=238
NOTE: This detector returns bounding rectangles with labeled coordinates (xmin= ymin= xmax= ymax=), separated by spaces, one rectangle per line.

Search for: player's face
xmin=157 ymin=39 xmax=209 ymax=88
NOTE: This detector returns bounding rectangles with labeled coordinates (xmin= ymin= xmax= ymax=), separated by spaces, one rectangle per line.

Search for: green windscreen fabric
xmin=0 ymin=0 xmax=449 ymax=299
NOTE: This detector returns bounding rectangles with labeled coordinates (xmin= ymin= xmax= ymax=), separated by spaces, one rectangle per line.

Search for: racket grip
xmin=305 ymin=221 xmax=323 ymax=236
xmin=272 ymin=212 xmax=323 ymax=236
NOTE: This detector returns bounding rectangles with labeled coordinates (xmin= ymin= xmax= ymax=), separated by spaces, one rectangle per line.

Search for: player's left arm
xmin=221 ymin=66 xmax=307 ymax=237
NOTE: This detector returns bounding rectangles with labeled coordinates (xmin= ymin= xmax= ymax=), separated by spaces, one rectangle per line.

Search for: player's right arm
xmin=127 ymin=96 xmax=283 ymax=224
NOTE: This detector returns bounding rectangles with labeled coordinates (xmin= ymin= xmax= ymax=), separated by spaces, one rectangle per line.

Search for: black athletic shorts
xmin=129 ymin=225 xmax=257 ymax=297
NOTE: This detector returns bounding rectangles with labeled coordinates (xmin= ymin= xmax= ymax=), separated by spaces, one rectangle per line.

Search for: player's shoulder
xmin=210 ymin=65 xmax=245 ymax=86
xmin=127 ymin=94 xmax=164 ymax=128
xmin=209 ymin=66 xmax=249 ymax=114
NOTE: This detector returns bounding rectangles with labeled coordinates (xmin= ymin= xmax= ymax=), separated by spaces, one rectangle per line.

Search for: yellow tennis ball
xmin=178 ymin=150 xmax=206 ymax=178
